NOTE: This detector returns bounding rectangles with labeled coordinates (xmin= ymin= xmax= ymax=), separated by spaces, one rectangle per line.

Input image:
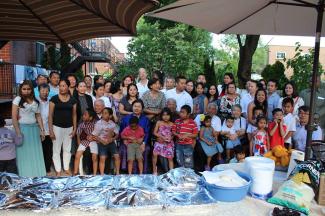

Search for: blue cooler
xmin=203 ymin=171 xmax=252 ymax=202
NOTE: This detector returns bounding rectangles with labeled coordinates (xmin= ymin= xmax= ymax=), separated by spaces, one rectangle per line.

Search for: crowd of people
xmin=0 ymin=68 xmax=324 ymax=177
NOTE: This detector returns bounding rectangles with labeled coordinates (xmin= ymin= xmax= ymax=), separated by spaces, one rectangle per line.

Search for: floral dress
xmin=252 ymin=130 xmax=268 ymax=156
xmin=219 ymin=95 xmax=240 ymax=115
xmin=153 ymin=124 xmax=174 ymax=159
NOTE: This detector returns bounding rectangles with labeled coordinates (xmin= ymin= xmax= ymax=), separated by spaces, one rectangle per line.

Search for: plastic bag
xmin=268 ymin=180 xmax=314 ymax=215
xmin=289 ymin=160 xmax=323 ymax=193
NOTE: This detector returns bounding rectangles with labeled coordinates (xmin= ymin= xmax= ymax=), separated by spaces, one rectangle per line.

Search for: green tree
xmin=261 ymin=61 xmax=288 ymax=89
xmin=203 ymin=58 xmax=217 ymax=86
xmin=124 ymin=18 xmax=214 ymax=79
xmin=286 ymin=42 xmax=324 ymax=91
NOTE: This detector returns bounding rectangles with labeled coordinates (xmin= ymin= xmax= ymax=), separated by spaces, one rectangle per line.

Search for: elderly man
xmin=165 ymin=75 xmax=193 ymax=112
xmin=194 ymin=103 xmax=222 ymax=132
xmin=136 ymin=68 xmax=149 ymax=98
xmin=166 ymin=98 xmax=179 ymax=122
xmin=161 ymin=76 xmax=175 ymax=94
xmin=293 ymin=106 xmax=323 ymax=152
xmin=94 ymin=99 xmax=105 ymax=120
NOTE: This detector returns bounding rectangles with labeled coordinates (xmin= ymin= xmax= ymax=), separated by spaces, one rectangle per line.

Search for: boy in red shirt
xmin=172 ymin=105 xmax=198 ymax=168
xmin=121 ymin=116 xmax=145 ymax=174
xmin=268 ymin=108 xmax=287 ymax=149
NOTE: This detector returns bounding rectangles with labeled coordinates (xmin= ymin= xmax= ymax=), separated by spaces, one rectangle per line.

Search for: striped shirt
xmin=172 ymin=118 xmax=198 ymax=145
xmin=77 ymin=121 xmax=95 ymax=147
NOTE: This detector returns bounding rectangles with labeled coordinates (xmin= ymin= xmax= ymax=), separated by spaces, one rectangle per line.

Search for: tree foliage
xmin=286 ymin=42 xmax=324 ymax=92
xmin=261 ymin=61 xmax=288 ymax=89
xmin=203 ymin=58 xmax=217 ymax=86
xmin=123 ymin=18 xmax=214 ymax=80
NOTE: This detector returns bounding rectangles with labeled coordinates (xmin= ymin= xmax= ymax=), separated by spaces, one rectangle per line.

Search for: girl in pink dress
xmin=251 ymin=116 xmax=270 ymax=156
xmin=152 ymin=108 xmax=174 ymax=175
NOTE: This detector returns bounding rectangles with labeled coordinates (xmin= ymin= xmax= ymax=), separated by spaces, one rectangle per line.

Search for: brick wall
xmin=0 ymin=42 xmax=12 ymax=62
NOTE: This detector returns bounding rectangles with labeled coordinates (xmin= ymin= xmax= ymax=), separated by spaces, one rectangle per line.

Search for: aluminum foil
xmin=0 ymin=168 xmax=217 ymax=211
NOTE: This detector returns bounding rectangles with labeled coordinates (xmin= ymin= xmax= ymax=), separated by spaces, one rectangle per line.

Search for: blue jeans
xmin=176 ymin=144 xmax=194 ymax=168
xmin=226 ymin=138 xmax=241 ymax=149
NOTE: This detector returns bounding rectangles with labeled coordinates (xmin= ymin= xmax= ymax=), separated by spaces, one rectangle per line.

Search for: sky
xmin=110 ymin=35 xmax=325 ymax=54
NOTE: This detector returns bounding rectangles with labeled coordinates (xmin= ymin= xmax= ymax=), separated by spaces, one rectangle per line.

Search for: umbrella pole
xmin=305 ymin=0 xmax=324 ymax=160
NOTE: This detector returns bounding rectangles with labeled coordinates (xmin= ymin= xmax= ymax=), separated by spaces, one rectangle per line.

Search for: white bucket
xmin=250 ymin=167 xmax=274 ymax=196
xmin=244 ymin=156 xmax=275 ymax=174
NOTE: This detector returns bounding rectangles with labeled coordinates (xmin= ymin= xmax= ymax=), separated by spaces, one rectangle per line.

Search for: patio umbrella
xmin=0 ymin=0 xmax=158 ymax=43
xmin=148 ymin=0 xmax=325 ymax=159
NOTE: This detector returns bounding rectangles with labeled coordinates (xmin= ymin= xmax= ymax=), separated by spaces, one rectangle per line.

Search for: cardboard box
xmin=316 ymin=173 xmax=325 ymax=205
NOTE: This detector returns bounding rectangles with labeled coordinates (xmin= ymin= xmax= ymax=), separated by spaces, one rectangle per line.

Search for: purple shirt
xmin=0 ymin=127 xmax=22 ymax=160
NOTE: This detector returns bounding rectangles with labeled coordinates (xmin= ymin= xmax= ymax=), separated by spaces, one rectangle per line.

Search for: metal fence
xmin=0 ymin=62 xmax=14 ymax=99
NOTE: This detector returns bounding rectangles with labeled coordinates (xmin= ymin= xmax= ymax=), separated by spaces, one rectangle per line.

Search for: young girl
xmin=92 ymin=83 xmax=111 ymax=108
xmin=152 ymin=108 xmax=175 ymax=175
xmin=12 ymin=80 xmax=46 ymax=177
xmin=193 ymin=82 xmax=208 ymax=115
xmin=200 ymin=115 xmax=223 ymax=171
xmin=73 ymin=109 xmax=98 ymax=175
xmin=250 ymin=116 xmax=270 ymax=156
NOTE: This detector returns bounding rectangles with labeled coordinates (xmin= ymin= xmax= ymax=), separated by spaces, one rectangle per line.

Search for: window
xmin=36 ymin=42 xmax=45 ymax=66
xmin=276 ymin=52 xmax=286 ymax=60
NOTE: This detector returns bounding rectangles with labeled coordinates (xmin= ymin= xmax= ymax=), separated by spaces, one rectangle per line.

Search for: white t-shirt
xmin=165 ymin=88 xmax=193 ymax=112
xmin=283 ymin=113 xmax=296 ymax=144
xmin=92 ymin=95 xmax=111 ymax=108
xmin=222 ymin=117 xmax=246 ymax=132
xmin=246 ymin=123 xmax=257 ymax=134
xmin=38 ymin=98 xmax=50 ymax=135
xmin=240 ymin=93 xmax=254 ymax=116
xmin=293 ymin=123 xmax=323 ymax=151
xmin=195 ymin=114 xmax=222 ymax=132
xmin=221 ymin=124 xmax=236 ymax=135
xmin=12 ymin=96 xmax=40 ymax=124
xmin=137 ymin=80 xmax=149 ymax=98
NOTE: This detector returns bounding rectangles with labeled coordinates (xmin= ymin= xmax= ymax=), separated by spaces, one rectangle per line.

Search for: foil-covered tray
xmin=0 ymin=168 xmax=217 ymax=211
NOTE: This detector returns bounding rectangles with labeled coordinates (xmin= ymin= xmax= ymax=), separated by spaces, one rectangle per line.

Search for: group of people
xmin=0 ymin=68 xmax=324 ymax=177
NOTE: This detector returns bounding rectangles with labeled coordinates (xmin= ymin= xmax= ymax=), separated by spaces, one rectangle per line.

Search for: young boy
xmin=221 ymin=116 xmax=241 ymax=160
xmin=172 ymin=105 xmax=198 ymax=168
xmin=92 ymin=107 xmax=120 ymax=175
xmin=229 ymin=145 xmax=246 ymax=163
xmin=268 ymin=108 xmax=287 ymax=149
xmin=0 ymin=115 xmax=22 ymax=174
xmin=121 ymin=116 xmax=145 ymax=174
xmin=73 ymin=109 xmax=97 ymax=176
xmin=282 ymin=98 xmax=296 ymax=149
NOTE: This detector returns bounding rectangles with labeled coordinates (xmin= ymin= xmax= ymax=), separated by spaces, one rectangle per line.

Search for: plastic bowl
xmin=203 ymin=171 xmax=252 ymax=202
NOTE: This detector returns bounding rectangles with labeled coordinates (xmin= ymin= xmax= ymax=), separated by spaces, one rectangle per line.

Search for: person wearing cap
xmin=34 ymin=74 xmax=48 ymax=98
xmin=299 ymin=75 xmax=325 ymax=131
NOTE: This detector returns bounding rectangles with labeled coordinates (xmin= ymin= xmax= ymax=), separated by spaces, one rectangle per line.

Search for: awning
xmin=0 ymin=0 xmax=158 ymax=43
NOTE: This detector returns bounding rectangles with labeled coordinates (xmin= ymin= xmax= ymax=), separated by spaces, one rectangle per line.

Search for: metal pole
xmin=305 ymin=0 xmax=324 ymax=160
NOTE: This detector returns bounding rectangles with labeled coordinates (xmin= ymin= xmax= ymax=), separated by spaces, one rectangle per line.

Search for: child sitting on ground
xmin=199 ymin=115 xmax=224 ymax=171
xmin=250 ymin=116 xmax=269 ymax=156
xmin=221 ymin=115 xmax=241 ymax=161
xmin=73 ymin=109 xmax=97 ymax=175
xmin=152 ymin=108 xmax=174 ymax=175
xmin=229 ymin=145 xmax=246 ymax=163
xmin=172 ymin=105 xmax=198 ymax=168
xmin=92 ymin=107 xmax=120 ymax=175
xmin=268 ymin=108 xmax=287 ymax=150
xmin=121 ymin=116 xmax=145 ymax=174
xmin=0 ymin=115 xmax=22 ymax=174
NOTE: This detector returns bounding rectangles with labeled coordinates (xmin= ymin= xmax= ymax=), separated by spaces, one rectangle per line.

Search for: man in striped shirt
xmin=172 ymin=105 xmax=198 ymax=168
